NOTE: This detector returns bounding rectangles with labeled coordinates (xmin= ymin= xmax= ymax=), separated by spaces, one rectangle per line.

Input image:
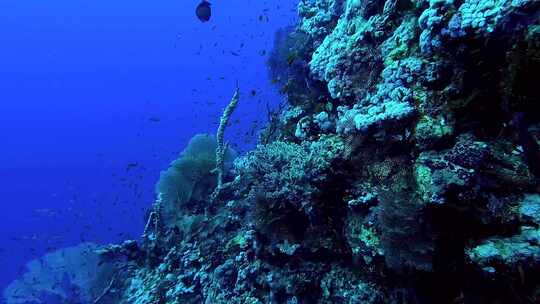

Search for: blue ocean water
xmin=0 ymin=0 xmax=296 ymax=297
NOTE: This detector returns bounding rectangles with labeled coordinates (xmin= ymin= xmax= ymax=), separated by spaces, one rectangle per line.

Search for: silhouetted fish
xmin=196 ymin=0 xmax=211 ymax=23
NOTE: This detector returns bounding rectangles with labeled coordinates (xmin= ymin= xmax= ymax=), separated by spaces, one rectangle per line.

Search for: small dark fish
xmin=196 ymin=0 xmax=212 ymax=23
xmin=126 ymin=162 xmax=139 ymax=171
xmin=280 ymin=84 xmax=289 ymax=94
xmin=287 ymin=52 xmax=298 ymax=66
xmin=148 ymin=117 xmax=160 ymax=122
xmin=32 ymin=208 xmax=60 ymax=218
xmin=230 ymin=51 xmax=240 ymax=56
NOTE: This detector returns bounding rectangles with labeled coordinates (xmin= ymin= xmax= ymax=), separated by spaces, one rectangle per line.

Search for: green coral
xmin=414 ymin=114 xmax=454 ymax=149
xmin=225 ymin=233 xmax=249 ymax=253
xmin=381 ymin=16 xmax=419 ymax=65
xmin=359 ymin=225 xmax=381 ymax=250
xmin=467 ymin=226 xmax=540 ymax=269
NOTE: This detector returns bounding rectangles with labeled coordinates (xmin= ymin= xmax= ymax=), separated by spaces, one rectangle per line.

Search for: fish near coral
xmin=196 ymin=0 xmax=211 ymax=23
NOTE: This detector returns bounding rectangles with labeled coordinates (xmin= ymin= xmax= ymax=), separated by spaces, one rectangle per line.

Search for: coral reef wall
xmin=109 ymin=0 xmax=540 ymax=302
xmin=6 ymin=0 xmax=539 ymax=303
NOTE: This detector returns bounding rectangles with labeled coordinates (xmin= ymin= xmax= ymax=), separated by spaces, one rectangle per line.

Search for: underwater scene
xmin=0 ymin=0 xmax=539 ymax=303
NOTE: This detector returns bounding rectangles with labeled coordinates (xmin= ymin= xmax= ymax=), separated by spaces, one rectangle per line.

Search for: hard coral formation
xmin=5 ymin=0 xmax=540 ymax=303
xmin=298 ymin=0 xmax=344 ymax=45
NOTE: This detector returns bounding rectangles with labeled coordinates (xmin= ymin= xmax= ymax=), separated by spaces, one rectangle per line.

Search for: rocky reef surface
xmin=4 ymin=0 xmax=540 ymax=303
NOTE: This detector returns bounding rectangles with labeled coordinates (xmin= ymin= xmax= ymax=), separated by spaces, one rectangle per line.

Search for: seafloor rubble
xmin=4 ymin=0 xmax=540 ymax=303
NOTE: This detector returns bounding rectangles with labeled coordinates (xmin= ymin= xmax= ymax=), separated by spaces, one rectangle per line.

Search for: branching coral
xmin=212 ymin=87 xmax=240 ymax=199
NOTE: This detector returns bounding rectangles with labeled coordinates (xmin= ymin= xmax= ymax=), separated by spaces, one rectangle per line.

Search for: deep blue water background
xmin=0 ymin=0 xmax=297 ymax=297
